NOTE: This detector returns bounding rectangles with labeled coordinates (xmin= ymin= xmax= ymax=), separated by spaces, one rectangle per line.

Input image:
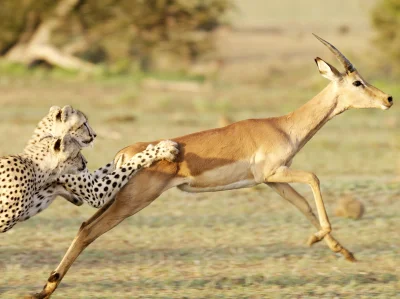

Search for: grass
xmin=1 ymin=2 xmax=400 ymax=297
xmin=0 ymin=69 xmax=398 ymax=298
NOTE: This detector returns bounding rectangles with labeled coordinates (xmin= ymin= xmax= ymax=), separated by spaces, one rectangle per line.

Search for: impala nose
xmin=388 ymin=96 xmax=393 ymax=104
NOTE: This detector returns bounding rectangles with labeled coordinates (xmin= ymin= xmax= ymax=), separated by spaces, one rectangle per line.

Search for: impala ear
xmin=315 ymin=57 xmax=341 ymax=81
xmin=60 ymin=105 xmax=74 ymax=122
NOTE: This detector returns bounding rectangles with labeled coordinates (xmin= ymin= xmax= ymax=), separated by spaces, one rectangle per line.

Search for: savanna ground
xmin=1 ymin=1 xmax=400 ymax=298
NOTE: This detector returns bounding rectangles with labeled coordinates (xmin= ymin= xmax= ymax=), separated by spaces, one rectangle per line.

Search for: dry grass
xmin=0 ymin=70 xmax=398 ymax=298
xmin=1 ymin=1 xmax=400 ymax=298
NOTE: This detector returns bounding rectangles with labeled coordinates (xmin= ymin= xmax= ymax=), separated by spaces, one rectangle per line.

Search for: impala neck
xmin=284 ymin=82 xmax=346 ymax=149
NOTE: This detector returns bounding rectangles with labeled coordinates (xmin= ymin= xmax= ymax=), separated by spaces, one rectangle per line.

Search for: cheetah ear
xmin=60 ymin=105 xmax=74 ymax=122
xmin=49 ymin=106 xmax=61 ymax=113
xmin=52 ymin=138 xmax=62 ymax=152
xmin=51 ymin=106 xmax=62 ymax=123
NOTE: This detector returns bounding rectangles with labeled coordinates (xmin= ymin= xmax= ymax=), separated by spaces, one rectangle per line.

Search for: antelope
xmin=31 ymin=34 xmax=393 ymax=298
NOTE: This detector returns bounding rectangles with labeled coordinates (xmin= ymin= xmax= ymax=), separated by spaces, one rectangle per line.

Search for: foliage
xmin=371 ymin=0 xmax=400 ymax=74
xmin=0 ymin=0 xmax=232 ymax=72
xmin=0 ymin=0 xmax=55 ymax=55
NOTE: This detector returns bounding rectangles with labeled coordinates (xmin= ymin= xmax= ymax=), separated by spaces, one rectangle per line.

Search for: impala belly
xmin=177 ymin=160 xmax=259 ymax=193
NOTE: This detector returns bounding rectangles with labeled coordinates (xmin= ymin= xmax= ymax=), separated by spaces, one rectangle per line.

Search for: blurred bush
xmin=371 ymin=0 xmax=400 ymax=75
xmin=0 ymin=0 xmax=232 ymax=73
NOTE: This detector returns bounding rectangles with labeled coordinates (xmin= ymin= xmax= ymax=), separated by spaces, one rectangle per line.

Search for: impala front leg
xmin=267 ymin=182 xmax=356 ymax=261
xmin=265 ymin=167 xmax=331 ymax=245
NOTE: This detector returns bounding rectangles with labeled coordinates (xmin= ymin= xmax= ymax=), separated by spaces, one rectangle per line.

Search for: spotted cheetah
xmin=26 ymin=105 xmax=103 ymax=207
xmin=57 ymin=140 xmax=179 ymax=208
xmin=35 ymin=160 xmax=123 ymax=208
xmin=0 ymin=134 xmax=86 ymax=232
xmin=26 ymin=105 xmax=96 ymax=149
xmin=0 ymin=138 xmax=179 ymax=232
xmin=24 ymin=105 xmax=134 ymax=207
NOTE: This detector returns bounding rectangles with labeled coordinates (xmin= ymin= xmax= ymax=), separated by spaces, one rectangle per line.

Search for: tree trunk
xmin=4 ymin=0 xmax=94 ymax=72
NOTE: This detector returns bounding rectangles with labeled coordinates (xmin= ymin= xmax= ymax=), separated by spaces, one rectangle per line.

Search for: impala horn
xmin=313 ymin=33 xmax=356 ymax=73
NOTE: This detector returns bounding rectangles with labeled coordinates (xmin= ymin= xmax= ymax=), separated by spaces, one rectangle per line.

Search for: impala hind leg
xmin=267 ymin=182 xmax=355 ymax=262
xmin=29 ymin=162 xmax=177 ymax=299
xmin=79 ymin=198 xmax=115 ymax=231
xmin=28 ymin=199 xmax=134 ymax=299
xmin=29 ymin=196 xmax=159 ymax=299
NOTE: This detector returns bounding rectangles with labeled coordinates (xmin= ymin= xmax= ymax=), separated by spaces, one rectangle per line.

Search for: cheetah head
xmin=50 ymin=105 xmax=97 ymax=148
xmin=51 ymin=134 xmax=87 ymax=173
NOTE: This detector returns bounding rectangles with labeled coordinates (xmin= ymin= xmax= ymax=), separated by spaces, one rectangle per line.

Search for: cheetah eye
xmin=78 ymin=122 xmax=90 ymax=133
xmin=352 ymin=80 xmax=363 ymax=87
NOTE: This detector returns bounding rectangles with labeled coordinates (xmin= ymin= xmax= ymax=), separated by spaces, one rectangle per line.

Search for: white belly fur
xmin=178 ymin=179 xmax=258 ymax=193
xmin=177 ymin=161 xmax=259 ymax=193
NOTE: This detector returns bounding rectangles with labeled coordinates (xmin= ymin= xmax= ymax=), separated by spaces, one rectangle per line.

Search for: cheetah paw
xmin=154 ymin=140 xmax=179 ymax=162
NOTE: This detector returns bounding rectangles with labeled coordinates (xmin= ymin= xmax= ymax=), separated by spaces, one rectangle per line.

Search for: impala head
xmin=313 ymin=34 xmax=393 ymax=110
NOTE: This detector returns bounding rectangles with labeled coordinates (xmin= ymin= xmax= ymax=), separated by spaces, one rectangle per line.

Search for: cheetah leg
xmin=55 ymin=185 xmax=84 ymax=206
xmin=92 ymin=162 xmax=114 ymax=179
xmin=58 ymin=140 xmax=178 ymax=208
xmin=266 ymin=182 xmax=356 ymax=262
xmin=53 ymin=161 xmax=115 ymax=208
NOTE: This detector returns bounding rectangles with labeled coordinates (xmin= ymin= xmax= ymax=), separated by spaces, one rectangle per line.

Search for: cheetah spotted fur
xmin=0 ymin=135 xmax=86 ymax=232
xmin=26 ymin=105 xmax=96 ymax=149
xmin=57 ymin=140 xmax=179 ymax=208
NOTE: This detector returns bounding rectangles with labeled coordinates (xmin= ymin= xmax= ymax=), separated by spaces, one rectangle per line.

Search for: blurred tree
xmin=5 ymin=0 xmax=95 ymax=71
xmin=371 ymin=0 xmax=400 ymax=74
xmin=0 ymin=0 xmax=232 ymax=73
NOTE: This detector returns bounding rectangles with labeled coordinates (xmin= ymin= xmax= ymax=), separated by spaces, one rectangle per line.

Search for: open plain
xmin=1 ymin=1 xmax=399 ymax=298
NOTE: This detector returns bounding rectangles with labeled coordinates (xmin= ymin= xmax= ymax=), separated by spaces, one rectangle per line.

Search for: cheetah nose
xmin=93 ymin=133 xmax=97 ymax=138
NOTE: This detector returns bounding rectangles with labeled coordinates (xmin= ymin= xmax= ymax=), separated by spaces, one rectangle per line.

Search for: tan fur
xmin=29 ymin=35 xmax=394 ymax=299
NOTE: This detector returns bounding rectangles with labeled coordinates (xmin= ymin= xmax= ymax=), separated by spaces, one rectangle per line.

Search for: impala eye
xmin=353 ymin=80 xmax=363 ymax=87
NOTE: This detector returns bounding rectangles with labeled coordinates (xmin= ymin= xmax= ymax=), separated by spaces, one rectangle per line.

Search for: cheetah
xmin=0 ymin=137 xmax=179 ymax=232
xmin=25 ymin=105 xmax=98 ymax=207
xmin=25 ymin=105 xmax=153 ymax=207
xmin=26 ymin=105 xmax=96 ymax=149
xmin=57 ymin=140 xmax=179 ymax=208
xmin=0 ymin=134 xmax=86 ymax=232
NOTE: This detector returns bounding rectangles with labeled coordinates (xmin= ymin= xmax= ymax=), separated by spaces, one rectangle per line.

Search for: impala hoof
xmin=307 ymin=234 xmax=321 ymax=246
xmin=341 ymin=249 xmax=357 ymax=262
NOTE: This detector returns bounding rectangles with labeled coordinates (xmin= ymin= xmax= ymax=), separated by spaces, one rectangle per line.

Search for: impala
xmin=31 ymin=34 xmax=393 ymax=298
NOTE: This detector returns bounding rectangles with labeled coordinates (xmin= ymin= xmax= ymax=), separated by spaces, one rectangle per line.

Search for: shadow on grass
xmin=125 ymin=272 xmax=398 ymax=290
xmin=1 ymin=242 xmax=313 ymax=269
xmin=3 ymin=237 xmax=397 ymax=271
xmin=4 ymin=272 xmax=395 ymax=295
